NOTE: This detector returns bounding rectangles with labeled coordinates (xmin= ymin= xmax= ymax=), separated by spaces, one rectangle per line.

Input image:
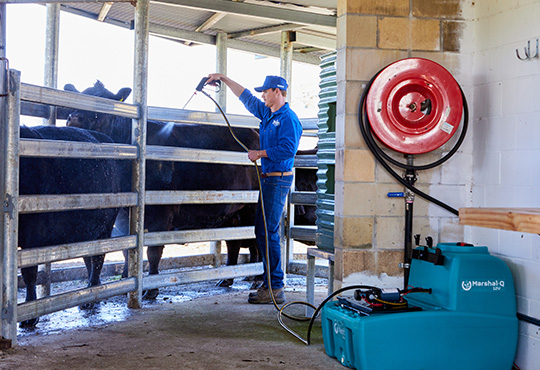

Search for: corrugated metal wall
xmin=315 ymin=51 xmax=336 ymax=252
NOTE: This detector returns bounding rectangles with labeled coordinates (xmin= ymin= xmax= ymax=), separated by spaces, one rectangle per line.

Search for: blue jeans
xmin=255 ymin=175 xmax=293 ymax=290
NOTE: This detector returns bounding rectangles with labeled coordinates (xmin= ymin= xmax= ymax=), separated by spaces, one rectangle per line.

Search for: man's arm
xmin=207 ymin=73 xmax=245 ymax=97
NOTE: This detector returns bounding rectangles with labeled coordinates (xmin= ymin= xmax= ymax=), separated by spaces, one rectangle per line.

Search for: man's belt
xmin=260 ymin=171 xmax=293 ymax=178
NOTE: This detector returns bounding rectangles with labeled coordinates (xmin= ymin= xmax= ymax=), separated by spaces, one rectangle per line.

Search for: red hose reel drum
xmin=365 ymin=58 xmax=463 ymax=154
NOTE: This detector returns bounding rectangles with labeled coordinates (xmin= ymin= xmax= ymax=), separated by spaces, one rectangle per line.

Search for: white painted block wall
xmin=465 ymin=1 xmax=540 ymax=368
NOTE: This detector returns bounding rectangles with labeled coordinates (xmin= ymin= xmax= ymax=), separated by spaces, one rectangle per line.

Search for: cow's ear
xmin=64 ymin=84 xmax=80 ymax=93
xmin=116 ymin=88 xmax=132 ymax=102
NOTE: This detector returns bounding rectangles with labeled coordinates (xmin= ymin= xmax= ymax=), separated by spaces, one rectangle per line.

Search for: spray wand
xmin=182 ymin=77 xmax=221 ymax=110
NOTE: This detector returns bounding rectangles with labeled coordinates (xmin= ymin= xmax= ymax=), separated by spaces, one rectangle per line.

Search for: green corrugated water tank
xmin=316 ymin=51 xmax=336 ymax=252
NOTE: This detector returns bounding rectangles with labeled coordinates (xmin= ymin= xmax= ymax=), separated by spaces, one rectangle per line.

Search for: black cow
xmin=64 ymin=81 xmax=261 ymax=298
xmin=19 ymin=125 xmax=122 ymax=327
xmin=216 ymin=164 xmax=318 ymax=287
xmin=294 ymin=147 xmax=318 ymax=230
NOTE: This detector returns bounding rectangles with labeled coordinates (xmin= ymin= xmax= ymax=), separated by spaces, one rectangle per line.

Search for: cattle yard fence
xmin=1 ymin=70 xmax=318 ymax=344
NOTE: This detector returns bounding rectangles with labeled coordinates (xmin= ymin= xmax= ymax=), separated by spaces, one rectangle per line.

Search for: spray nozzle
xmin=195 ymin=77 xmax=209 ymax=91
xmin=195 ymin=77 xmax=221 ymax=92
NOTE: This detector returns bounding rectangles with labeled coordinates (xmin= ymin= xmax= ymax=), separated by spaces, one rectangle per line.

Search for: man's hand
xmin=206 ymin=73 xmax=246 ymax=97
xmin=248 ymin=150 xmax=260 ymax=162
xmin=206 ymin=73 xmax=224 ymax=86
xmin=248 ymin=150 xmax=266 ymax=162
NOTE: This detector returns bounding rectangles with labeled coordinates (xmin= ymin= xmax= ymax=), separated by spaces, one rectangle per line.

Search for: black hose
xmin=357 ymin=68 xmax=468 ymax=216
xmin=517 ymin=313 xmax=540 ymax=327
xmin=200 ymin=89 xmax=317 ymax=325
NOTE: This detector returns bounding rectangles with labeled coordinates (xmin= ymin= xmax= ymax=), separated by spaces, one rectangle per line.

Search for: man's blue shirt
xmin=239 ymin=89 xmax=302 ymax=173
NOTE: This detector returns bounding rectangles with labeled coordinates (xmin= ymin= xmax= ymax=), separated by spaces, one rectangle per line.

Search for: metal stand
xmin=402 ymin=155 xmax=416 ymax=288
xmin=306 ymin=247 xmax=334 ymax=316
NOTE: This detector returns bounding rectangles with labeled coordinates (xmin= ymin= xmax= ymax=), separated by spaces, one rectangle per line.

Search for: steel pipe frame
xmin=44 ymin=4 xmax=60 ymax=126
xmin=0 ymin=2 xmax=7 ymax=344
xmin=142 ymin=262 xmax=263 ymax=291
xmin=1 ymin=69 xmax=20 ymax=345
xmin=127 ymin=0 xmax=149 ymax=309
xmin=17 ymin=278 xmax=137 ymax=324
xmin=215 ymin=31 xmax=227 ymax=111
xmin=280 ymin=30 xmax=294 ymax=278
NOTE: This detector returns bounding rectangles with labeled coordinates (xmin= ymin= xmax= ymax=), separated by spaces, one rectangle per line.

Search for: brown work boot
xmin=248 ymin=286 xmax=266 ymax=299
xmin=248 ymin=287 xmax=285 ymax=304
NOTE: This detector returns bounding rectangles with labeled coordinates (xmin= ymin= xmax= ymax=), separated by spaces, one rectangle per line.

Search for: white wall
xmin=467 ymin=1 xmax=540 ymax=368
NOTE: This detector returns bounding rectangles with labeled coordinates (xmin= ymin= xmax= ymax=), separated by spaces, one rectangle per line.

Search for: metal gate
xmin=1 ymin=70 xmax=318 ymax=345
xmin=0 ymin=71 xmax=269 ymax=344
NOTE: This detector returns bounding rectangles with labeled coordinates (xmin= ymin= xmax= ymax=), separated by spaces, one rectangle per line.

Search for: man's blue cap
xmin=254 ymin=75 xmax=288 ymax=92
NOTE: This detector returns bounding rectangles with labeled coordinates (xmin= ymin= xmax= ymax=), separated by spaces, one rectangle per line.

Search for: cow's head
xmin=65 ymin=81 xmax=132 ymax=142
xmin=65 ymin=80 xmax=131 ymax=101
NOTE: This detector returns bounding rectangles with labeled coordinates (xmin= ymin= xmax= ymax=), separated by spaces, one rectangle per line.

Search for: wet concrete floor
xmin=1 ymin=277 xmax=345 ymax=370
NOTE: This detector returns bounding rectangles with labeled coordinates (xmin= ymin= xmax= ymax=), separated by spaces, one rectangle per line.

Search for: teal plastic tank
xmin=321 ymin=243 xmax=518 ymax=370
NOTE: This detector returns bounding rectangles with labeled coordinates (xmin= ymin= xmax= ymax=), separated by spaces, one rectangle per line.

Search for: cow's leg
xmin=80 ymin=254 xmax=105 ymax=309
xmin=216 ymin=240 xmax=241 ymax=287
xmin=85 ymin=254 xmax=105 ymax=287
xmin=122 ymin=249 xmax=129 ymax=279
xmin=143 ymin=245 xmax=164 ymax=300
xmin=112 ymin=207 xmax=131 ymax=279
xmin=147 ymin=245 xmax=163 ymax=275
xmin=19 ymin=266 xmax=39 ymax=328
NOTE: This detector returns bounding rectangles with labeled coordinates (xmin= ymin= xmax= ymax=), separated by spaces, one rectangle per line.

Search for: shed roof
xmin=52 ymin=0 xmax=337 ymax=65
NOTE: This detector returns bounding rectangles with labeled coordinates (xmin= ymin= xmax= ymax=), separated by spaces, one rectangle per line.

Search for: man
xmin=206 ymin=73 xmax=302 ymax=304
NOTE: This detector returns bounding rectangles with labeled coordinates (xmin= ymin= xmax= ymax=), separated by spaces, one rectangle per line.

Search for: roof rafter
xmin=97 ymin=2 xmax=114 ymax=22
xmin=228 ymin=23 xmax=305 ymax=39
xmin=195 ymin=12 xmax=227 ymax=33
xmin=154 ymin=0 xmax=336 ymax=28
xmin=148 ymin=22 xmax=320 ymax=64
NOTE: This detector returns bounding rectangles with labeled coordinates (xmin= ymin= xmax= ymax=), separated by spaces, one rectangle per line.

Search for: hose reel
xmin=365 ymin=58 xmax=464 ymax=155
xmin=359 ymin=58 xmax=468 ymax=212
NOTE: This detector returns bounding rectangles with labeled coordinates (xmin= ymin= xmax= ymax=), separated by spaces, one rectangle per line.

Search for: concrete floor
xmin=1 ymin=281 xmax=345 ymax=370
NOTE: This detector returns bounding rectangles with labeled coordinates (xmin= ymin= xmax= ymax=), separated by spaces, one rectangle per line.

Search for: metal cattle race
xmin=0 ymin=70 xmax=317 ymax=345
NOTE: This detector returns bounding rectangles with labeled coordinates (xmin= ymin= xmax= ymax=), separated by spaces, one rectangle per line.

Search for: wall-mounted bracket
xmin=516 ymin=39 xmax=539 ymax=60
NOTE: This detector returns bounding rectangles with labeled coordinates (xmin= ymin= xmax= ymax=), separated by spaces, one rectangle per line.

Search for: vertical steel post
xmin=127 ymin=0 xmax=149 ymax=309
xmin=403 ymin=156 xmax=416 ymax=288
xmin=215 ymin=31 xmax=227 ymax=111
xmin=2 ymin=70 xmax=21 ymax=346
xmin=39 ymin=5 xmax=61 ymax=298
xmin=210 ymin=241 xmax=222 ymax=267
xmin=0 ymin=3 xmax=9 ymax=345
xmin=43 ymin=4 xmax=60 ymax=127
xmin=280 ymin=31 xmax=294 ymax=275
xmin=280 ymin=31 xmax=293 ymax=104
xmin=285 ymin=171 xmax=294 ymax=272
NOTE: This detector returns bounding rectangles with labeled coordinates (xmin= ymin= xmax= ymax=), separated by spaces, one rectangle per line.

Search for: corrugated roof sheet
xmin=57 ymin=0 xmax=336 ymax=64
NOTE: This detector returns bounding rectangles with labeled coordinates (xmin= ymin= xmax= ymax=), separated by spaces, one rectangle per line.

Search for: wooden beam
xmin=228 ymin=23 xmax=304 ymax=39
xmin=195 ymin=12 xmax=226 ymax=32
xmin=459 ymin=207 xmax=540 ymax=234
xmin=97 ymin=2 xmax=114 ymax=22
